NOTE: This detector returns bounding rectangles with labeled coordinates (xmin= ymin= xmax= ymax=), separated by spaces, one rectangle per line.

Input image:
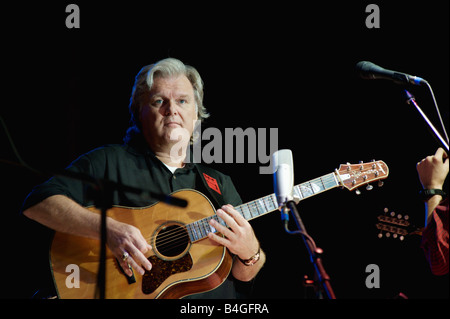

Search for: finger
xmin=125 ymin=255 xmax=150 ymax=276
xmin=125 ymin=257 xmax=146 ymax=276
xmin=444 ymin=156 xmax=450 ymax=168
xmin=120 ymin=260 xmax=134 ymax=277
xmin=435 ymin=147 xmax=447 ymax=160
xmin=119 ymin=246 xmax=152 ymax=276
xmin=209 ymin=215 xmax=234 ymax=239
xmin=207 ymin=231 xmax=229 ymax=247
xmin=119 ymin=252 xmax=144 ymax=277
xmin=222 ymin=205 xmax=247 ymax=226
xmin=134 ymin=239 xmax=152 ymax=255
xmin=118 ymin=251 xmax=133 ymax=277
xmin=129 ymin=246 xmax=152 ymax=272
xmin=130 ymin=233 xmax=153 ymax=269
xmin=216 ymin=208 xmax=238 ymax=230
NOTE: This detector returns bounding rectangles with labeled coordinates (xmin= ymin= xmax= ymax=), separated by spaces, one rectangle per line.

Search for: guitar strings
xmin=140 ymin=176 xmax=312 ymax=249
xmin=148 ymin=175 xmax=337 ymax=250
xmin=142 ymin=174 xmax=343 ymax=250
xmin=142 ymin=199 xmax=269 ymax=248
xmin=142 ymin=170 xmax=384 ymax=252
xmin=146 ymin=185 xmax=282 ymax=246
xmin=142 ymin=195 xmax=277 ymax=250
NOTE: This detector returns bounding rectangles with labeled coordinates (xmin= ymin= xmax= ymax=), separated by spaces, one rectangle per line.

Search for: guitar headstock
xmin=375 ymin=207 xmax=423 ymax=240
xmin=336 ymin=160 xmax=389 ymax=194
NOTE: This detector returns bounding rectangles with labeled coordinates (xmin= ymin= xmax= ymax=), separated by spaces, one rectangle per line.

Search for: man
xmin=417 ymin=147 xmax=449 ymax=276
xmin=22 ymin=58 xmax=265 ymax=298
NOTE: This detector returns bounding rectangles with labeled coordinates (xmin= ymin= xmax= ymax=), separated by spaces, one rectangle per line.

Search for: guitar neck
xmin=235 ymin=172 xmax=339 ymax=221
xmin=186 ymin=172 xmax=339 ymax=242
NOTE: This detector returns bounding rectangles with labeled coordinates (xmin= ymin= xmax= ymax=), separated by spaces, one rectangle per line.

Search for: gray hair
xmin=124 ymin=58 xmax=209 ymax=143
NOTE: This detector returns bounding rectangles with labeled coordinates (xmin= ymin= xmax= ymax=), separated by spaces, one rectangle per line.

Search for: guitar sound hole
xmin=155 ymin=224 xmax=190 ymax=258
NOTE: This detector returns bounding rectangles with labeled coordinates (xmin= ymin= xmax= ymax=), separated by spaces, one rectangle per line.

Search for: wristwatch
xmin=238 ymin=245 xmax=261 ymax=266
xmin=419 ymin=189 xmax=447 ymax=201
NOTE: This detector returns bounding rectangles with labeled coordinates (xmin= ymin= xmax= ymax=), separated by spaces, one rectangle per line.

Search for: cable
xmin=282 ymin=208 xmax=318 ymax=253
xmin=424 ymin=80 xmax=449 ymax=145
xmin=0 ymin=115 xmax=44 ymax=176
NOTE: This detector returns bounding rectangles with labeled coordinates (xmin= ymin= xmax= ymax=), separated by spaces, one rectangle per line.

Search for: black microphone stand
xmin=0 ymin=115 xmax=189 ymax=298
xmin=86 ymin=179 xmax=114 ymax=300
xmin=60 ymin=171 xmax=188 ymax=299
xmin=3 ymin=163 xmax=187 ymax=299
xmin=285 ymin=200 xmax=336 ymax=299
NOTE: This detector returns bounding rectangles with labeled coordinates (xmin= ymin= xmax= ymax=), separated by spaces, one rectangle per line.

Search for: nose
xmin=164 ymin=99 xmax=178 ymax=116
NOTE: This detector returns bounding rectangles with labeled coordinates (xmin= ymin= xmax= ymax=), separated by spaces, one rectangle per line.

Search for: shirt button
xmin=173 ymin=175 xmax=177 ymax=179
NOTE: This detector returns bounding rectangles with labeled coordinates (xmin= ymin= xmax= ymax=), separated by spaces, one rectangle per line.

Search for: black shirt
xmin=22 ymin=135 xmax=247 ymax=299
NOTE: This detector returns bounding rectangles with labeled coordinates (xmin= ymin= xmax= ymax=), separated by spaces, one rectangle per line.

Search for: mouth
xmin=165 ymin=122 xmax=181 ymax=128
xmin=164 ymin=121 xmax=181 ymax=126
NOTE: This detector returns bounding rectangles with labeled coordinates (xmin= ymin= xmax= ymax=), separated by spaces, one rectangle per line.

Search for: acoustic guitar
xmin=50 ymin=160 xmax=389 ymax=298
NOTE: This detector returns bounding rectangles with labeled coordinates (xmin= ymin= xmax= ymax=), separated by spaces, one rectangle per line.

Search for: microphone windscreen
xmin=356 ymin=61 xmax=378 ymax=79
xmin=272 ymin=149 xmax=294 ymax=206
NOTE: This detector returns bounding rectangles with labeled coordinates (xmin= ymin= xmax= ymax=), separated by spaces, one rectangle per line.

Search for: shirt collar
xmin=125 ymin=134 xmax=195 ymax=170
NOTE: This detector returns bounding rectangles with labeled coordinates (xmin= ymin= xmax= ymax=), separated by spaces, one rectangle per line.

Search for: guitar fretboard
xmin=186 ymin=172 xmax=340 ymax=242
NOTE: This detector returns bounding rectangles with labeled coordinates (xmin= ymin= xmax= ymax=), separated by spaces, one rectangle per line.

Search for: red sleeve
xmin=421 ymin=197 xmax=449 ymax=275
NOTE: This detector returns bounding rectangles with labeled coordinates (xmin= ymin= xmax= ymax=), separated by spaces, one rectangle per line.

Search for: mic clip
xmin=280 ymin=195 xmax=301 ymax=221
xmin=286 ymin=194 xmax=301 ymax=205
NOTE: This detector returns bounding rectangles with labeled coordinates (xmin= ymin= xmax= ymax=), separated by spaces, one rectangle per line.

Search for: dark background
xmin=1 ymin=1 xmax=448 ymax=301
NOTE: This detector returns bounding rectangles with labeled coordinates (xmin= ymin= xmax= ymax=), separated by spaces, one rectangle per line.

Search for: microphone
xmin=272 ymin=149 xmax=294 ymax=207
xmin=356 ymin=61 xmax=427 ymax=86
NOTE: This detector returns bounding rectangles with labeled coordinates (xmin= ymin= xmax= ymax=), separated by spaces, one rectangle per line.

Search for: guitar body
xmin=50 ymin=189 xmax=233 ymax=299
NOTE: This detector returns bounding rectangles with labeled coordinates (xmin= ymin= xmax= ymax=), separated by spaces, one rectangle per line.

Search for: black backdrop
xmin=1 ymin=1 xmax=448 ymax=301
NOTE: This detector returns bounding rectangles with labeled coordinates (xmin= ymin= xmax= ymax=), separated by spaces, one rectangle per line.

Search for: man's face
xmin=140 ymin=74 xmax=198 ymax=152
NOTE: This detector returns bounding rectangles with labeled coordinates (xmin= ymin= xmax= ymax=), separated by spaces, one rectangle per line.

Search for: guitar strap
xmin=194 ymin=164 xmax=227 ymax=209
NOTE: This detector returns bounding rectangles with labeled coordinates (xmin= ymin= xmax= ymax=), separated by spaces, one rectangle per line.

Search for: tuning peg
xmin=355 ymin=189 xmax=361 ymax=195
xmin=378 ymin=180 xmax=384 ymax=187
xmin=366 ymin=184 xmax=373 ymax=191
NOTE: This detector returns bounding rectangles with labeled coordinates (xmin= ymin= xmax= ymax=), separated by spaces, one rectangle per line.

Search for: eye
xmin=151 ymin=98 xmax=164 ymax=107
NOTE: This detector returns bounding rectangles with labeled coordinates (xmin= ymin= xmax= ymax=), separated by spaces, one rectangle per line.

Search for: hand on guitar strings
xmin=207 ymin=204 xmax=260 ymax=261
xmin=107 ymin=219 xmax=153 ymax=277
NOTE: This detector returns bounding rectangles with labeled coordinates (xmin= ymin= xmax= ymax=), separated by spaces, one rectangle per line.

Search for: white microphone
xmin=272 ymin=149 xmax=294 ymax=207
